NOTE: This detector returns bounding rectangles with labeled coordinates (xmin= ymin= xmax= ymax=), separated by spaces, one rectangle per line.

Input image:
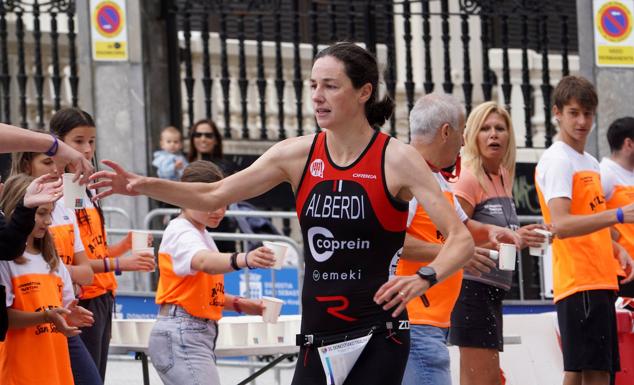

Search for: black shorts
xmin=557 ymin=290 xmax=620 ymax=373
xmin=618 ymin=280 xmax=634 ymax=298
xmin=291 ymin=322 xmax=410 ymax=385
xmin=449 ymin=279 xmax=506 ymax=351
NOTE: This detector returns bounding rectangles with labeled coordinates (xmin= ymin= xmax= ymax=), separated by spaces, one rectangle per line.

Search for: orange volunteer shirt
xmin=396 ymin=172 xmax=468 ymax=327
xmin=74 ymin=190 xmax=117 ymax=299
xmin=49 ymin=200 xmax=85 ymax=266
xmin=155 ymin=217 xmax=225 ymax=320
xmin=536 ymin=141 xmax=618 ymax=302
xmin=0 ymin=252 xmax=75 ymax=385
xmin=601 ymin=156 xmax=634 ymax=276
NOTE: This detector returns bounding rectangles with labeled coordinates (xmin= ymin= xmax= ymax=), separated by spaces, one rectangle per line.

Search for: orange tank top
xmin=155 ymin=218 xmax=225 ymax=320
xmin=75 ymin=204 xmax=117 ymax=299
xmin=396 ymin=173 xmax=466 ymax=327
xmin=0 ymin=254 xmax=74 ymax=385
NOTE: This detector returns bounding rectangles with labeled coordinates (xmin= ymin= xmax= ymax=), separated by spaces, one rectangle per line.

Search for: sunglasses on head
xmin=192 ymin=132 xmax=216 ymax=139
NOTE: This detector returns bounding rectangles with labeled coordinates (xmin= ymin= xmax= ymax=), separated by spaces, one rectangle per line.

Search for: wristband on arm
xmin=617 ymin=207 xmax=625 ymax=224
xmin=229 ymin=252 xmax=241 ymax=271
xmin=45 ymin=134 xmax=59 ymax=156
xmin=233 ymin=297 xmax=243 ymax=314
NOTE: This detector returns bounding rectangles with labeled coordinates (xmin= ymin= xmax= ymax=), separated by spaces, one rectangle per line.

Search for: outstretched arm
xmin=90 ymin=137 xmax=311 ymax=211
xmin=0 ymin=123 xmax=93 ymax=183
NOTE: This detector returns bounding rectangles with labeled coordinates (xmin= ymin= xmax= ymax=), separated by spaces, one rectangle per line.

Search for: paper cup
xmin=216 ymin=319 xmax=231 ymax=348
xmin=117 ymin=319 xmax=139 ymax=345
xmin=267 ymin=321 xmax=286 ymax=345
xmin=261 ymin=296 xmax=284 ymax=323
xmin=227 ymin=317 xmax=250 ymax=346
xmin=133 ymin=247 xmax=155 ymax=257
xmin=529 ymin=229 xmax=552 ymax=257
xmin=248 ymin=320 xmax=267 ymax=345
xmin=263 ymin=241 xmax=288 ymax=270
xmin=498 ymin=243 xmax=517 ymax=271
xmin=135 ymin=319 xmax=155 ymax=346
xmin=132 ymin=231 xmax=152 ymax=251
xmin=489 ymin=249 xmax=499 ymax=260
xmin=62 ymin=173 xmax=84 ymax=209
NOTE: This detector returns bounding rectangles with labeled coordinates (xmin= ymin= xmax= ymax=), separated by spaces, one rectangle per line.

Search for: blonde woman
xmin=449 ymin=102 xmax=548 ymax=385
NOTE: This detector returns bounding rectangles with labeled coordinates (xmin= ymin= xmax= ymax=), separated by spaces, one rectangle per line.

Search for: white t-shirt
xmin=535 ymin=141 xmax=601 ymax=203
xmin=407 ymin=172 xmax=468 ymax=227
xmin=159 ymin=217 xmax=219 ymax=276
xmin=51 ymin=200 xmax=85 ymax=254
xmin=600 ymin=157 xmax=634 ymax=201
xmin=0 ymin=252 xmax=74 ymax=307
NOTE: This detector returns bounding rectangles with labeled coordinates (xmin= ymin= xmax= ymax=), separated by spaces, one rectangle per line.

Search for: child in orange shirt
xmin=149 ymin=161 xmax=276 ymax=385
xmin=0 ymin=174 xmax=94 ymax=385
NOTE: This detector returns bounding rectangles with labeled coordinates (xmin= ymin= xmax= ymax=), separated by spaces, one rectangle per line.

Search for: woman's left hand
xmin=373 ymin=275 xmax=430 ymax=318
xmin=65 ymin=299 xmax=95 ymax=328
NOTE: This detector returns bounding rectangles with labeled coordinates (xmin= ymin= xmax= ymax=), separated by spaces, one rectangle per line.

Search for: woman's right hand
xmin=245 ymin=247 xmax=276 ymax=269
xmin=119 ymin=251 xmax=156 ymax=272
xmin=23 ymin=173 xmax=63 ymax=208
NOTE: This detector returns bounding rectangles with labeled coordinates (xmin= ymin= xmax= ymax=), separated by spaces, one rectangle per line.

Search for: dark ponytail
xmin=314 ymin=42 xmax=393 ymax=128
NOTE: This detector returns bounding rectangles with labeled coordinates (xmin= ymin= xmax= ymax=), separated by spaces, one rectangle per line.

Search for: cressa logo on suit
xmin=310 ymin=159 xmax=325 ymax=178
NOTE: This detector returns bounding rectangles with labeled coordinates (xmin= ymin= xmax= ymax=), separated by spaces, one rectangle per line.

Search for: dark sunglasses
xmin=192 ymin=132 xmax=216 ymax=139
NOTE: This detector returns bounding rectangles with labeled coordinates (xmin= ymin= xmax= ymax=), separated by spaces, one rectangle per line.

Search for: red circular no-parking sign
xmin=93 ymin=1 xmax=124 ymax=38
xmin=597 ymin=2 xmax=633 ymax=42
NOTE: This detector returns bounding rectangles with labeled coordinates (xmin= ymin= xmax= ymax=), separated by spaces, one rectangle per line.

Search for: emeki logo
xmin=310 ymin=159 xmax=325 ymax=178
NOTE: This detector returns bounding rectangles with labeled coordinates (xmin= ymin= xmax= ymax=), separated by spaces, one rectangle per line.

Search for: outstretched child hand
xmin=245 ymin=247 xmax=276 ymax=269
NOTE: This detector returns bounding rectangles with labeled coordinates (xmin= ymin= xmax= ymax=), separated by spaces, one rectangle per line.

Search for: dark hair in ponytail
xmin=314 ymin=42 xmax=394 ymax=128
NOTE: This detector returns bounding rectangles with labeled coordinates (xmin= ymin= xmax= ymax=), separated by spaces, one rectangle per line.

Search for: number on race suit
xmin=317 ymin=334 xmax=372 ymax=385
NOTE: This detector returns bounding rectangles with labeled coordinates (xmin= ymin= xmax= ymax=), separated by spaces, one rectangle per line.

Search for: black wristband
xmin=229 ymin=252 xmax=241 ymax=271
xmin=244 ymin=251 xmax=254 ymax=270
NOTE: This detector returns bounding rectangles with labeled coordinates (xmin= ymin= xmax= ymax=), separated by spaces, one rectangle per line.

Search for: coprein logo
xmin=308 ymin=226 xmax=371 ymax=262
xmin=310 ymin=159 xmax=325 ymax=178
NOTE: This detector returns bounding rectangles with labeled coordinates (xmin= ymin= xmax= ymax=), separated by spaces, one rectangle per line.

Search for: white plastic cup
xmin=498 ymin=243 xmax=517 ymax=271
xmin=489 ymin=250 xmax=499 ymax=260
xmin=261 ymin=296 xmax=284 ymax=323
xmin=529 ymin=229 xmax=552 ymax=257
xmin=62 ymin=173 xmax=84 ymax=209
xmin=118 ymin=319 xmax=139 ymax=345
xmin=135 ymin=319 xmax=155 ymax=346
xmin=132 ymin=231 xmax=151 ymax=251
xmin=267 ymin=321 xmax=286 ymax=345
xmin=248 ymin=321 xmax=267 ymax=345
xmin=262 ymin=241 xmax=288 ymax=270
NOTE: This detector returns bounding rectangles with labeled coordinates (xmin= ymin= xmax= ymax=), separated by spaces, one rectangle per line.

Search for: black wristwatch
xmin=416 ymin=266 xmax=438 ymax=288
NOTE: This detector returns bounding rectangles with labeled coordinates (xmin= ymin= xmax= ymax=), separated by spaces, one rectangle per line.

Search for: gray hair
xmin=409 ymin=93 xmax=465 ymax=143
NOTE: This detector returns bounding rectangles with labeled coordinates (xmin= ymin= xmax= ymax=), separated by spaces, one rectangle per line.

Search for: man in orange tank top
xmin=399 ymin=93 xmax=520 ymax=385
xmin=535 ymin=76 xmax=634 ymax=385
